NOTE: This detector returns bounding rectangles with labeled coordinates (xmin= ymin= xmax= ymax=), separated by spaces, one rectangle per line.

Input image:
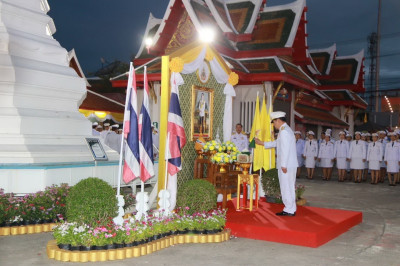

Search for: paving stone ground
xmin=1 ymin=169 xmax=399 ymax=266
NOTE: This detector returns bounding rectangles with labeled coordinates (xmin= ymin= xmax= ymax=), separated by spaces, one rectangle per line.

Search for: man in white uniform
xmin=100 ymin=122 xmax=111 ymax=140
xmin=230 ymin=123 xmax=249 ymax=152
xmin=255 ymin=111 xmax=298 ymax=216
xmin=105 ymin=124 xmax=122 ymax=153
xmin=92 ymin=122 xmax=100 ymax=136
xmin=294 ymin=131 xmax=305 ymax=178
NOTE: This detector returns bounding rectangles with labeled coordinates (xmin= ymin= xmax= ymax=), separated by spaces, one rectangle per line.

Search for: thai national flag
xmin=138 ymin=66 xmax=154 ymax=182
xmin=123 ymin=63 xmax=140 ymax=183
xmin=167 ymin=73 xmax=186 ymax=175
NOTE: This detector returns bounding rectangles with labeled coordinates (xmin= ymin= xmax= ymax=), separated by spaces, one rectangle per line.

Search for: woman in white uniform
xmin=348 ymin=132 xmax=367 ymax=183
xmin=378 ymin=131 xmax=388 ymax=182
xmin=334 ymin=131 xmax=349 ymax=182
xmin=361 ymin=133 xmax=370 ymax=181
xmin=367 ymin=133 xmax=383 ymax=184
xmin=318 ymin=134 xmax=335 ymax=180
xmin=303 ymin=131 xmax=318 ymax=179
xmin=295 ymin=131 xmax=305 ymax=178
xmin=384 ymin=132 xmax=400 ymax=186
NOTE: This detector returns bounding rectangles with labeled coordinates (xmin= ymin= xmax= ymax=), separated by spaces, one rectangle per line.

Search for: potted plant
xmin=261 ymin=168 xmax=282 ymax=203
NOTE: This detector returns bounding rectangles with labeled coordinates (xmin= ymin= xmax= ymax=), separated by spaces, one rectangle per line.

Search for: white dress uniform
xmin=367 ymin=141 xmax=383 ymax=170
xmin=230 ymin=132 xmax=249 ymax=152
xmin=318 ymin=141 xmax=335 ymax=167
xmin=384 ymin=141 xmax=400 ymax=173
xmin=334 ymin=140 xmax=349 ymax=169
xmin=349 ymin=140 xmax=367 ymax=169
xmin=296 ymin=138 xmax=305 ymax=167
xmin=92 ymin=128 xmax=100 ymax=136
xmin=263 ymin=123 xmax=298 ymax=214
xmin=104 ymin=131 xmax=122 ymax=153
xmin=379 ymin=138 xmax=388 ymax=168
xmin=364 ymin=141 xmax=370 ymax=169
xmin=303 ymin=139 xmax=318 ymax=168
xmin=100 ymin=130 xmax=110 ymax=140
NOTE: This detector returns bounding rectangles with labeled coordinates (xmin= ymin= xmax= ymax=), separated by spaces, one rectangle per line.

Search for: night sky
xmin=48 ymin=0 xmax=400 ymax=90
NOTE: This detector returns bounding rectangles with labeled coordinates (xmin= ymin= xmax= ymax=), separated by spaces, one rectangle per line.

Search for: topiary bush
xmin=176 ymin=179 xmax=217 ymax=215
xmin=66 ymin=177 xmax=117 ymax=227
xmin=261 ymin=168 xmax=281 ymax=200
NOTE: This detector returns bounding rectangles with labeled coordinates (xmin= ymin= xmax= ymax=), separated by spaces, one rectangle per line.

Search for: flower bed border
xmin=47 ymin=229 xmax=231 ymax=262
xmin=0 ymin=223 xmax=56 ymax=236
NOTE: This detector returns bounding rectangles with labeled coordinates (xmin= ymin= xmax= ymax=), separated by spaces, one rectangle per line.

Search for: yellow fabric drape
xmin=249 ymin=95 xmax=263 ymax=171
xmin=260 ymin=96 xmax=275 ymax=170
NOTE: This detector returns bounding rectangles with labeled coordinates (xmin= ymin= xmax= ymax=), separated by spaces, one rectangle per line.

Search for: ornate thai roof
xmin=321 ymin=89 xmax=367 ymax=109
xmin=206 ymin=0 xmax=262 ymax=34
xmin=236 ymin=0 xmax=305 ymax=50
xmin=309 ymin=44 xmax=336 ymax=75
xmin=135 ymin=13 xmax=163 ymax=59
xmin=319 ymin=50 xmax=364 ymax=86
xmin=295 ymin=104 xmax=348 ymax=128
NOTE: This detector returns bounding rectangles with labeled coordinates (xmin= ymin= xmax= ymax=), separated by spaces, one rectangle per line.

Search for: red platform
xmin=224 ymin=199 xmax=362 ymax=248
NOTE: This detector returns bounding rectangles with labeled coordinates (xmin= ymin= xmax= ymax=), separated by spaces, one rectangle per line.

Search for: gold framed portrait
xmin=191 ymin=85 xmax=213 ymax=141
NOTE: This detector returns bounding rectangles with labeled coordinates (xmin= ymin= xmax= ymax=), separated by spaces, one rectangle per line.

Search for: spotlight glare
xmin=145 ymin=37 xmax=153 ymax=47
xmin=199 ymin=27 xmax=215 ymax=43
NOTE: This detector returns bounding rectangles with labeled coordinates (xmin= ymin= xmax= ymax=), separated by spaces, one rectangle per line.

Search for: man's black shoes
xmin=276 ymin=211 xmax=296 ymax=216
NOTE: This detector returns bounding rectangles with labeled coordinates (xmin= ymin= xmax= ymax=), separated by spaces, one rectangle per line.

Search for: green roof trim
xmin=226 ymin=1 xmax=255 ymax=33
xmin=240 ymin=58 xmax=280 ymax=73
xmin=320 ymin=58 xmax=358 ymax=85
xmin=236 ymin=9 xmax=295 ymax=50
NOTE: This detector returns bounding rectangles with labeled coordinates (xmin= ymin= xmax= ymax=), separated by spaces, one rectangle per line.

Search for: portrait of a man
xmin=191 ymin=86 xmax=213 ymax=140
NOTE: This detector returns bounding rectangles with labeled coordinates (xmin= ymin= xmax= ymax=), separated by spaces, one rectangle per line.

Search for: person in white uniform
xmin=345 ymin=133 xmax=353 ymax=180
xmin=230 ymin=123 xmax=249 ymax=152
xmin=334 ymin=131 xmax=349 ymax=182
xmin=384 ymin=132 xmax=400 ymax=186
xmin=255 ymin=111 xmax=298 ymax=216
xmin=367 ymin=133 xmax=383 ymax=184
xmin=104 ymin=124 xmax=122 ymax=153
xmin=348 ymin=132 xmax=367 ymax=183
xmin=92 ymin=122 xmax=100 ymax=136
xmin=378 ymin=131 xmax=388 ymax=182
xmin=295 ymin=131 xmax=305 ymax=178
xmin=318 ymin=133 xmax=335 ymax=181
xmin=361 ymin=133 xmax=370 ymax=181
xmin=303 ymin=131 xmax=318 ymax=179
xmin=100 ymin=122 xmax=111 ymax=140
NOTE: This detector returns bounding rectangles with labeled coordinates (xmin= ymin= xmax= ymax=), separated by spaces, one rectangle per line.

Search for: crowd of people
xmin=295 ymin=129 xmax=400 ymax=186
xmin=229 ymin=122 xmax=400 ymax=186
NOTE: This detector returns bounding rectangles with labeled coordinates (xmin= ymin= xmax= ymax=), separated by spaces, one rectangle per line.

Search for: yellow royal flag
xmin=249 ymin=94 xmax=264 ymax=171
xmin=260 ymin=95 xmax=274 ymax=171
xmin=266 ymin=96 xmax=276 ymax=169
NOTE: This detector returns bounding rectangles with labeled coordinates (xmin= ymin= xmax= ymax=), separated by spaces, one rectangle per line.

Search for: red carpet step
xmin=224 ymin=199 xmax=362 ymax=248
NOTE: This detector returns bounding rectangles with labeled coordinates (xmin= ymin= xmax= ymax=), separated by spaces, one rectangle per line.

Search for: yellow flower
xmin=170 ymin=57 xmax=184 ymax=73
xmin=228 ymin=72 xmax=239 ymax=86
xmin=216 ymin=157 xmax=221 ymax=162
xmin=218 ymin=147 xmax=222 ymax=152
xmin=210 ymin=146 xmax=214 ymax=151
xmin=227 ymin=146 xmax=232 ymax=150
xmin=224 ymin=157 xmax=229 ymax=163
xmin=233 ymin=147 xmax=237 ymax=152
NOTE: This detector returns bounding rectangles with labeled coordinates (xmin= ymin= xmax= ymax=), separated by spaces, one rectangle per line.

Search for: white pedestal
xmin=0 ymin=0 xmax=120 ymax=192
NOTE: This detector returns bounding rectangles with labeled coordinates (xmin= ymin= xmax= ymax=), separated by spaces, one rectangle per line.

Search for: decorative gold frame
xmin=191 ymin=85 xmax=214 ymax=141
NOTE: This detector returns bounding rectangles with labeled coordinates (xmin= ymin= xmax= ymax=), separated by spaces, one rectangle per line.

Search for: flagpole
xmin=113 ymin=63 xmax=133 ymax=225
xmin=116 ymin=63 xmax=133 ymax=196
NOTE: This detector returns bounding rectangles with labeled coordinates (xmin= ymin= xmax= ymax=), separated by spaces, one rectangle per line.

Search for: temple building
xmin=111 ymin=0 xmax=367 ymax=138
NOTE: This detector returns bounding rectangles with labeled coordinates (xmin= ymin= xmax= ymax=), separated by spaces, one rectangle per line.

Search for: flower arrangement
xmin=261 ymin=169 xmax=306 ymax=203
xmin=229 ymin=151 xmax=239 ymax=163
xmin=224 ymin=141 xmax=238 ymax=153
xmin=203 ymin=140 xmax=226 ymax=153
xmin=52 ymin=208 xmax=227 ymax=250
xmin=0 ymin=184 xmax=70 ymax=226
xmin=0 ymin=184 xmax=136 ymax=227
xmin=211 ymin=152 xmax=232 ymax=164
